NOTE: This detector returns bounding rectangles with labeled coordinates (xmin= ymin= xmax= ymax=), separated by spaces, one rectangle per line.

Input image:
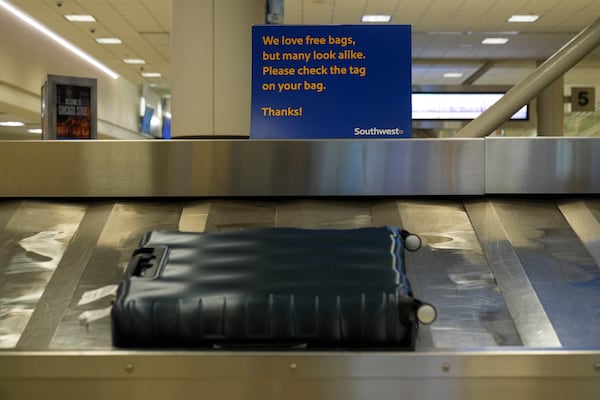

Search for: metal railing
xmin=456 ymin=18 xmax=600 ymax=138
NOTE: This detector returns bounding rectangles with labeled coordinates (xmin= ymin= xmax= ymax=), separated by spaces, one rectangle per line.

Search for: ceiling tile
xmin=2 ymin=0 xmax=599 ymax=95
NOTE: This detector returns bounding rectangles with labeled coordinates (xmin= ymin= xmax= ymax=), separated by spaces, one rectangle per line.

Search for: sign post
xmin=250 ymin=25 xmax=412 ymax=139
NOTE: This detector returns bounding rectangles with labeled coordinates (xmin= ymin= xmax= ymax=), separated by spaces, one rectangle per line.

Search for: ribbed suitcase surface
xmin=111 ymin=227 xmax=426 ymax=349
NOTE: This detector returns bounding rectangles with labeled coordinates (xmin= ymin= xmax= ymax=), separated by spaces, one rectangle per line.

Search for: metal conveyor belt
xmin=1 ymin=198 xmax=599 ymax=351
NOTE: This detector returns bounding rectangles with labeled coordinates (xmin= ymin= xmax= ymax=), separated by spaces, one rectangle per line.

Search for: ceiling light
xmin=0 ymin=121 xmax=25 ymax=127
xmin=28 ymin=128 xmax=42 ymax=134
xmin=443 ymin=72 xmax=464 ymax=78
xmin=508 ymin=15 xmax=539 ymax=23
xmin=123 ymin=58 xmax=146 ymax=64
xmin=0 ymin=1 xmax=118 ymax=79
xmin=482 ymin=37 xmax=509 ymax=45
xmin=65 ymin=14 xmax=96 ymax=22
xmin=483 ymin=31 xmax=519 ymax=35
xmin=361 ymin=15 xmax=392 ymax=23
xmin=141 ymin=72 xmax=162 ymax=78
xmin=96 ymin=37 xmax=122 ymax=44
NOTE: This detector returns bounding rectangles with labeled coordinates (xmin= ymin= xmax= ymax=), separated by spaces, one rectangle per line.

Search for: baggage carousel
xmin=0 ymin=139 xmax=599 ymax=399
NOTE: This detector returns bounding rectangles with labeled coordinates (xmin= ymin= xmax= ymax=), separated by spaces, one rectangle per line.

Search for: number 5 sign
xmin=571 ymin=87 xmax=596 ymax=112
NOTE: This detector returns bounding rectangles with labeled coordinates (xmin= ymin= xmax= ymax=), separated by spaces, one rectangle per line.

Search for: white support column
xmin=537 ymin=76 xmax=564 ymax=136
xmin=171 ymin=0 xmax=264 ymax=137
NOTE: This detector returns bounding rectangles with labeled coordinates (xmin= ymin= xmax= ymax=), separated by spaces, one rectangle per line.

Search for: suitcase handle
xmin=125 ymin=246 xmax=168 ymax=279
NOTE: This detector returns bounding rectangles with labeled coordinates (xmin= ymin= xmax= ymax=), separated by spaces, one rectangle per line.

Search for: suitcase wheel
xmin=404 ymin=234 xmax=421 ymax=252
xmin=416 ymin=303 xmax=437 ymax=325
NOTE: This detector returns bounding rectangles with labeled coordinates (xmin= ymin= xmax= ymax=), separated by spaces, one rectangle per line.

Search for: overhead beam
xmin=462 ymin=61 xmax=495 ymax=85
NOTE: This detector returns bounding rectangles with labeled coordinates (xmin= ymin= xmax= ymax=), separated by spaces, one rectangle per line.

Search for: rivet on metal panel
xmin=442 ymin=362 xmax=450 ymax=373
xmin=290 ymin=363 xmax=298 ymax=372
xmin=125 ymin=363 xmax=135 ymax=373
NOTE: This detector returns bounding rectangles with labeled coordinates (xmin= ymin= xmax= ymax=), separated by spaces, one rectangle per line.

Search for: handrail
xmin=456 ymin=18 xmax=600 ymax=138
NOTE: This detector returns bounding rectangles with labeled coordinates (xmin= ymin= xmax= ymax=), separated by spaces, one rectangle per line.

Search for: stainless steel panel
xmin=0 ymin=351 xmax=598 ymax=400
xmin=485 ymin=137 xmax=600 ymax=194
xmin=16 ymin=203 xmax=114 ymax=350
xmin=465 ymin=200 xmax=561 ymax=347
xmin=0 ymin=198 xmax=597 ymax=351
xmin=50 ymin=202 xmax=183 ymax=349
xmin=205 ymin=200 xmax=277 ymax=231
xmin=489 ymin=200 xmax=600 ymax=347
xmin=2 ymin=138 xmax=600 ymax=196
xmin=369 ymin=200 xmax=435 ymax=348
xmin=274 ymin=199 xmax=373 ymax=229
xmin=558 ymin=199 xmax=600 ymax=270
xmin=0 ymin=139 xmax=484 ymax=197
xmin=0 ymin=201 xmax=86 ymax=349
xmin=0 ymin=198 xmax=599 ymax=399
xmin=395 ymin=201 xmax=521 ymax=348
xmin=179 ymin=202 xmax=211 ymax=232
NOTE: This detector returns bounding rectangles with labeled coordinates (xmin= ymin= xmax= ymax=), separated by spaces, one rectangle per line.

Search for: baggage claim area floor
xmin=0 ymin=139 xmax=598 ymax=399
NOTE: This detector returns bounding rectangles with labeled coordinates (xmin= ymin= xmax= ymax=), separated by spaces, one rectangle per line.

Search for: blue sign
xmin=250 ymin=25 xmax=412 ymax=139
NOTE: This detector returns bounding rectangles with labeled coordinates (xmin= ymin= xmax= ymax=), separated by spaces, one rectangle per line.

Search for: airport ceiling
xmin=1 ymin=0 xmax=599 ymax=137
xmin=6 ymin=0 xmax=600 ymax=88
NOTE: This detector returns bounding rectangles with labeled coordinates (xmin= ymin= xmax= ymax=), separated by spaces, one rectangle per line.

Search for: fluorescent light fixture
xmin=508 ymin=15 xmax=539 ymax=23
xmin=65 ymin=14 xmax=96 ymax=22
xmin=484 ymin=31 xmax=519 ymax=35
xmin=443 ymin=72 xmax=464 ymax=78
xmin=0 ymin=121 xmax=25 ymax=127
xmin=482 ymin=37 xmax=509 ymax=45
xmin=361 ymin=15 xmax=392 ymax=23
xmin=141 ymin=72 xmax=162 ymax=78
xmin=0 ymin=1 xmax=118 ymax=79
xmin=123 ymin=58 xmax=146 ymax=64
xmin=96 ymin=37 xmax=122 ymax=44
xmin=28 ymin=128 xmax=43 ymax=134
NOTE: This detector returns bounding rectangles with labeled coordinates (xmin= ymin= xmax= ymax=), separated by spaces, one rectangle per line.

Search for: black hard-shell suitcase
xmin=111 ymin=226 xmax=435 ymax=349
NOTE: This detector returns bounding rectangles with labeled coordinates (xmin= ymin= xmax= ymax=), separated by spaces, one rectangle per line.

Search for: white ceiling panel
xmin=363 ymin=0 xmax=399 ymax=15
xmin=110 ymin=0 xmax=161 ymax=33
xmin=142 ymin=0 xmax=169 ymax=31
xmin=1 ymin=0 xmax=598 ymax=96
xmin=475 ymin=64 xmax=538 ymax=86
xmin=412 ymin=62 xmax=483 ymax=86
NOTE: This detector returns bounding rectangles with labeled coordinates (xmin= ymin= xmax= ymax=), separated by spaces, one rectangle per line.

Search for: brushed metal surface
xmin=485 ymin=137 xmax=600 ymax=194
xmin=1 ymin=138 xmax=600 ymax=196
xmin=465 ymin=200 xmax=561 ymax=347
xmin=0 ymin=201 xmax=86 ymax=349
xmin=49 ymin=202 xmax=183 ymax=350
xmin=0 ymin=139 xmax=484 ymax=197
xmin=15 ymin=203 xmax=114 ymax=350
xmin=395 ymin=200 xmax=521 ymax=348
xmin=0 ymin=351 xmax=598 ymax=400
xmin=0 ymin=199 xmax=599 ymax=399
xmin=2 ymin=198 xmax=599 ymax=352
xmin=559 ymin=199 xmax=600 ymax=270
xmin=486 ymin=199 xmax=600 ymax=348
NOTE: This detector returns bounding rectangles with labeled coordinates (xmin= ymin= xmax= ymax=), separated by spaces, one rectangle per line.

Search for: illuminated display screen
xmin=412 ymin=92 xmax=529 ymax=121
